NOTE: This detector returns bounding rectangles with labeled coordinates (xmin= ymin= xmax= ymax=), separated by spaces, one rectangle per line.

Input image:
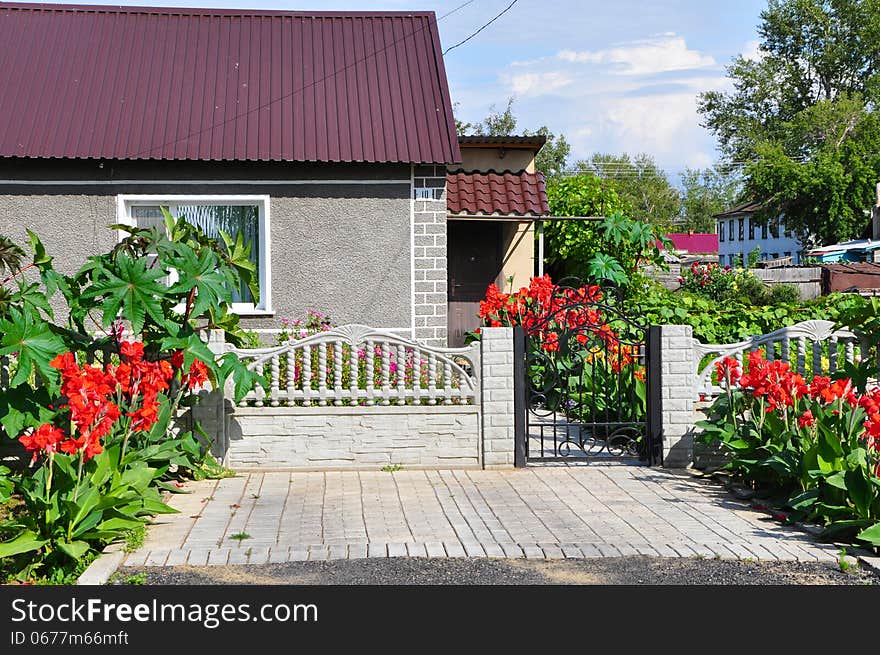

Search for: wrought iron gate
xmin=513 ymin=280 xmax=662 ymax=465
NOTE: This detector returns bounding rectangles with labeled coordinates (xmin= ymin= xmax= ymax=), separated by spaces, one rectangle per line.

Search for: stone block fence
xmin=188 ymin=320 xmax=859 ymax=472
xmin=193 ymin=325 xmax=515 ymax=471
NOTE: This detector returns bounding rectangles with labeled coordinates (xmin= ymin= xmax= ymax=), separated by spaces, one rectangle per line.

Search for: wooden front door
xmin=447 ymin=221 xmax=503 ymax=347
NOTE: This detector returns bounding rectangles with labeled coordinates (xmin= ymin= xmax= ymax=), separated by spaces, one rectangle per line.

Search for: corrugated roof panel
xmin=0 ymin=3 xmax=461 ymax=164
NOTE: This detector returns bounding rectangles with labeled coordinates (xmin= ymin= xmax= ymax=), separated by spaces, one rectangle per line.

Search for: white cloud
xmin=556 ymin=34 xmax=716 ymax=76
xmin=450 ymin=33 xmax=727 ymax=170
xmin=509 ymin=71 xmax=571 ymax=96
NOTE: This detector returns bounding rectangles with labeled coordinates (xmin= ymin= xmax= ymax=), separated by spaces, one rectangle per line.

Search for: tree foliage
xmin=456 ymin=97 xmax=571 ymax=177
xmin=543 ymin=175 xmax=668 ymax=289
xmin=699 ymin=0 xmax=880 ymax=245
xmin=679 ymin=166 xmax=743 ymax=232
xmin=577 ymin=153 xmax=680 ymax=229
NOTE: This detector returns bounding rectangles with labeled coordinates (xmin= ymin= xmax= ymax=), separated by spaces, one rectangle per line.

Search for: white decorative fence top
xmin=226 ymin=324 xmax=481 ymax=407
xmin=693 ymin=319 xmax=862 ymax=398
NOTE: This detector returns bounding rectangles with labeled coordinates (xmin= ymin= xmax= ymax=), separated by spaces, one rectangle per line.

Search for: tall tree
xmin=577 ymin=153 xmax=680 ymax=229
xmin=525 ymin=126 xmax=571 ymax=179
xmin=698 ymin=0 xmax=880 ymax=245
xmin=679 ymin=166 xmax=742 ymax=232
xmin=456 ymin=97 xmax=571 ymax=177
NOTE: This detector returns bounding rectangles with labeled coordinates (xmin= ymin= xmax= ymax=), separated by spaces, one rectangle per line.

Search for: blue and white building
xmin=714 ymin=201 xmax=803 ymax=266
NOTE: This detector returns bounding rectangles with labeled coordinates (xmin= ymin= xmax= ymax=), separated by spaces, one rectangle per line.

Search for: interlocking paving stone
xmin=539 ymin=543 xmax=565 ymax=559
xmin=165 ymin=549 xmax=190 ymax=566
xmin=425 ymin=542 xmax=447 ymax=558
xmin=575 ymin=543 xmax=602 ymax=558
xmin=406 ymin=543 xmax=428 ymax=558
xmin=387 ymin=543 xmax=408 ymax=558
xmin=463 ymin=542 xmax=486 ymax=557
xmin=207 ymin=549 xmax=230 ymax=566
xmin=145 ymin=550 xmax=169 ymax=567
xmin=348 ymin=544 xmax=368 ymax=560
xmin=268 ymin=546 xmax=291 ymax=564
xmin=367 ymin=543 xmax=388 ymax=558
xmin=308 ymin=545 xmax=330 ymax=561
xmin=483 ymin=543 xmax=506 ymax=558
xmin=133 ymin=468 xmax=845 ymax=566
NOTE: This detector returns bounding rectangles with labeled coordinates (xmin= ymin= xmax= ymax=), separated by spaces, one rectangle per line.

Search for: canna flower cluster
xmin=715 ymin=351 xmax=880 ymax=475
xmin=478 ymin=275 xmax=637 ymax=371
xmin=18 ymin=342 xmax=209 ymax=464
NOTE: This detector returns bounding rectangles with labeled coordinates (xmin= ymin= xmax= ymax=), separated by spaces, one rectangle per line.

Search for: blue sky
xmin=26 ymin=0 xmax=769 ymax=177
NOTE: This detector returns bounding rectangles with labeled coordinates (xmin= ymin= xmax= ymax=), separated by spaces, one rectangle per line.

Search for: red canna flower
xmin=18 ymin=424 xmax=66 ymax=463
xmin=798 ymin=410 xmax=815 ymax=428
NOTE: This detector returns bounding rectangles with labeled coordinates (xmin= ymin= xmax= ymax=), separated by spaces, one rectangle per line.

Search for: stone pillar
xmin=412 ymin=164 xmax=448 ymax=346
xmin=660 ymin=324 xmax=697 ymax=467
xmin=480 ymin=327 xmax=515 ymax=469
xmin=190 ymin=329 xmax=230 ymax=461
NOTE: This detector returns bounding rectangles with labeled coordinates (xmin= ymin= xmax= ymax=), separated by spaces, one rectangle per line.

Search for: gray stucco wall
xmin=0 ymin=160 xmax=414 ymax=333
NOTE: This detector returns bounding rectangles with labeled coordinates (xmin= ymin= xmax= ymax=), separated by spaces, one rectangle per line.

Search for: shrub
xmin=767 ymin=283 xmax=800 ymax=305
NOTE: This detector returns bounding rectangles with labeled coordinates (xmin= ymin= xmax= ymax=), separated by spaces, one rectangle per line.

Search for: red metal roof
xmin=0 ymin=3 xmax=460 ymax=164
xmin=664 ymin=233 xmax=719 ymax=253
xmin=446 ymin=171 xmax=549 ymax=217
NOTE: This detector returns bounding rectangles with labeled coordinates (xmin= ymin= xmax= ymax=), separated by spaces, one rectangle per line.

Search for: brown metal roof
xmin=458 ymin=135 xmax=547 ymax=148
xmin=713 ymin=200 xmax=763 ymax=218
xmin=0 ymin=3 xmax=460 ymax=164
xmin=446 ymin=170 xmax=549 ymax=217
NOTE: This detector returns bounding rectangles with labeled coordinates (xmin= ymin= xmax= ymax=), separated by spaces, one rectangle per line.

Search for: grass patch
xmin=381 ymin=464 xmax=403 ymax=473
xmin=229 ymin=532 xmax=251 ymax=541
xmin=109 ymin=571 xmax=148 ymax=585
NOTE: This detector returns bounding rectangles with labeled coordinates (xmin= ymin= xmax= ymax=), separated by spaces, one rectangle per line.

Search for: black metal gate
xmin=513 ymin=280 xmax=662 ymax=466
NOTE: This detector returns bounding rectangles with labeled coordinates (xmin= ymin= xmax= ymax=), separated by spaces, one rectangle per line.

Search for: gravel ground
xmin=115 ymin=556 xmax=878 ymax=586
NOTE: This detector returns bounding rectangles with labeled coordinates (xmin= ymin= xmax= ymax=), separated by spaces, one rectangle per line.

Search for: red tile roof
xmin=446 ymin=171 xmax=549 ymax=217
xmin=664 ymin=233 xmax=719 ymax=253
xmin=0 ymin=3 xmax=460 ymax=164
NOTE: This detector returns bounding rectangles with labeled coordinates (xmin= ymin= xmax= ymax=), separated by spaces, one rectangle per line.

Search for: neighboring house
xmin=714 ymin=201 xmax=803 ymax=266
xmin=0 ymin=4 xmax=460 ymax=345
xmin=806 ymin=239 xmax=880 ymax=263
xmin=445 ymin=136 xmax=549 ymax=346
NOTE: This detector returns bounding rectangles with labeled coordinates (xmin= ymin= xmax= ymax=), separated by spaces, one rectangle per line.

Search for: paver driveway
xmin=123 ymin=465 xmax=841 ymax=567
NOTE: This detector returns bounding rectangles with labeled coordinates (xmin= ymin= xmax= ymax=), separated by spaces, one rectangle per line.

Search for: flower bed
xmin=698 ymin=351 xmax=880 ymax=549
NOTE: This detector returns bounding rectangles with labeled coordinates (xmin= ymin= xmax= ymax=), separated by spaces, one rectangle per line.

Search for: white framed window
xmin=116 ymin=195 xmax=272 ymax=315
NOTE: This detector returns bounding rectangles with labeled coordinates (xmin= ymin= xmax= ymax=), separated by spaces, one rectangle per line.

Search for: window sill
xmin=232 ymin=307 xmax=275 ymax=318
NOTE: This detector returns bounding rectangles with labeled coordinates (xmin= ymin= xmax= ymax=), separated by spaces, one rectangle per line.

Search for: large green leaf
xmin=0 ymin=307 xmax=65 ymax=386
xmin=0 ymin=529 xmax=47 ymax=558
xmin=167 ymin=247 xmax=232 ymax=318
xmin=218 ymin=352 xmax=263 ymax=402
xmin=57 ymin=540 xmax=91 ymax=560
xmin=0 ymin=383 xmax=58 ymax=440
xmin=844 ymin=469 xmax=873 ymax=518
xmin=81 ymin=254 xmax=168 ymax=334
xmin=856 ymin=522 xmax=880 ymax=546
xmin=218 ymin=229 xmax=259 ymax=304
xmin=12 ymin=278 xmax=53 ymax=320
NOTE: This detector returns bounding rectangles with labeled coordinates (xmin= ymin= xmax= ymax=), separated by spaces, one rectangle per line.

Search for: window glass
xmin=129 ymin=202 xmax=262 ymax=307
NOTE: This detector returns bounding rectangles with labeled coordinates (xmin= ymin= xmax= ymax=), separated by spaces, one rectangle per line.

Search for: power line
xmin=443 ymin=0 xmax=520 ymax=55
xmin=129 ymin=0 xmax=479 ymax=159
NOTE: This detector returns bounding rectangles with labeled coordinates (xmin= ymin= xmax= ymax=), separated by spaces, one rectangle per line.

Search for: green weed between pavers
xmin=122 ymin=526 xmax=146 ymax=554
